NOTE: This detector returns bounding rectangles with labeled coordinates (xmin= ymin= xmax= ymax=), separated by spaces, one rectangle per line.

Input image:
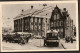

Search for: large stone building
xmin=14 ymin=6 xmax=51 ymax=36
xmin=14 ymin=5 xmax=75 ymax=38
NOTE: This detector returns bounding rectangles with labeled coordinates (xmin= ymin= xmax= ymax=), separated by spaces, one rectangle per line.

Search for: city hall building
xmin=14 ymin=5 xmax=75 ymax=38
xmin=14 ymin=6 xmax=51 ymax=37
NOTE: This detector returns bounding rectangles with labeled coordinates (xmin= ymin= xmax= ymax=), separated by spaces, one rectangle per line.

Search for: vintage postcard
xmin=0 ymin=0 xmax=79 ymax=52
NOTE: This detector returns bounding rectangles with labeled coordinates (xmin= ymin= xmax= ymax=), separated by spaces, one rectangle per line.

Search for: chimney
xmin=56 ymin=5 xmax=58 ymax=7
xmin=31 ymin=5 xmax=33 ymax=9
xmin=63 ymin=8 xmax=66 ymax=11
xmin=22 ymin=9 xmax=24 ymax=12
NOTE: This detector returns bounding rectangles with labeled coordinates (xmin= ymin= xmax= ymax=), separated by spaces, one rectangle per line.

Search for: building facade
xmin=14 ymin=5 xmax=75 ymax=38
xmin=14 ymin=6 xmax=50 ymax=37
xmin=50 ymin=5 xmax=74 ymax=38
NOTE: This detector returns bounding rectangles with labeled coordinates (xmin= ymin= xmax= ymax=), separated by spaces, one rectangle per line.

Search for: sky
xmin=2 ymin=3 xmax=76 ymax=30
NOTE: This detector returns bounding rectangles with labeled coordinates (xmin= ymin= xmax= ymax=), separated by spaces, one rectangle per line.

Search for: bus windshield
xmin=47 ymin=33 xmax=58 ymax=38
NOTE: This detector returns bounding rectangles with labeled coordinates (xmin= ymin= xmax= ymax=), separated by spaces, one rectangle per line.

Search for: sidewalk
xmin=60 ymin=39 xmax=77 ymax=49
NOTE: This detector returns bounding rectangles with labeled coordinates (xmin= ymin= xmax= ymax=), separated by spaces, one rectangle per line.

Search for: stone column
xmin=28 ymin=17 xmax=31 ymax=31
xmin=37 ymin=18 xmax=39 ymax=36
xmin=22 ymin=18 xmax=24 ymax=32
xmin=37 ymin=18 xmax=39 ymax=31
xmin=19 ymin=19 xmax=20 ymax=32
xmin=33 ymin=17 xmax=35 ymax=31
xmin=41 ymin=18 xmax=43 ymax=36
xmin=18 ymin=19 xmax=19 ymax=32
xmin=44 ymin=18 xmax=47 ymax=37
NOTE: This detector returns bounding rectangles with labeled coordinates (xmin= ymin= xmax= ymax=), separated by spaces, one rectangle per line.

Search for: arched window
xmin=57 ymin=14 xmax=60 ymax=19
xmin=54 ymin=15 xmax=56 ymax=20
xmin=55 ymin=9 xmax=58 ymax=14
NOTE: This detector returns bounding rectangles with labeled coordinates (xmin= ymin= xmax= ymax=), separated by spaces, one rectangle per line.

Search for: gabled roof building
xmin=50 ymin=5 xmax=74 ymax=38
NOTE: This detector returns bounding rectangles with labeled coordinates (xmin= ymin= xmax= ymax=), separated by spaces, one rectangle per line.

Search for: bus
xmin=44 ymin=30 xmax=60 ymax=47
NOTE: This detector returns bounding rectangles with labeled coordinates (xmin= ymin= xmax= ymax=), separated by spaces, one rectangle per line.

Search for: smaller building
xmin=50 ymin=5 xmax=75 ymax=38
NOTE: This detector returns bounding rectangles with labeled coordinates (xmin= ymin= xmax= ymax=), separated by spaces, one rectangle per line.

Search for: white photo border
xmin=0 ymin=1 xmax=79 ymax=52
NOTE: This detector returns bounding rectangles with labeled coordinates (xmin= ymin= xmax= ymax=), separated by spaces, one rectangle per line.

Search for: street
xmin=2 ymin=38 xmax=64 ymax=50
xmin=2 ymin=38 xmax=77 ymax=51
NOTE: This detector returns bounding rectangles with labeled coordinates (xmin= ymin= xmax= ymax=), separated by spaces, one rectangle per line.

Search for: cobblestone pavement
xmin=60 ymin=39 xmax=77 ymax=49
xmin=2 ymin=38 xmax=64 ymax=50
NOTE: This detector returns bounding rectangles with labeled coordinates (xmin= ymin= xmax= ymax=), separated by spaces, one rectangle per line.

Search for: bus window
xmin=47 ymin=33 xmax=52 ymax=38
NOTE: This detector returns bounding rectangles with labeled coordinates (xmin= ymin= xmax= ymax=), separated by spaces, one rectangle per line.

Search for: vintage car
xmin=3 ymin=33 xmax=17 ymax=42
xmin=14 ymin=32 xmax=33 ymax=44
xmin=2 ymin=32 xmax=33 ymax=44
xmin=44 ymin=30 xmax=60 ymax=47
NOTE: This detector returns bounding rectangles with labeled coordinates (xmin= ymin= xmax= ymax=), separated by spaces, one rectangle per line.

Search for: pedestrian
xmin=26 ymin=37 xmax=29 ymax=43
xmin=20 ymin=39 xmax=25 ymax=45
xmin=71 ymin=37 xmax=73 ymax=43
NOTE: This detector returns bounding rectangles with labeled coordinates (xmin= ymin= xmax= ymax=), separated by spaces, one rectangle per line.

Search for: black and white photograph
xmin=0 ymin=1 xmax=79 ymax=52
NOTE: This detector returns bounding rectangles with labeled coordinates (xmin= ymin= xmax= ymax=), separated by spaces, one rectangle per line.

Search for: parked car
xmin=2 ymin=32 xmax=33 ymax=44
xmin=15 ymin=32 xmax=33 ymax=44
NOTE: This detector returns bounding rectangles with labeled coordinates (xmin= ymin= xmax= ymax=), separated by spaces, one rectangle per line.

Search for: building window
xmin=35 ymin=18 xmax=37 ymax=23
xmin=35 ymin=18 xmax=37 ymax=30
xmin=61 ymin=21 xmax=63 ymax=26
xmin=66 ymin=28 xmax=68 ymax=30
xmin=35 ymin=18 xmax=37 ymax=25
xmin=61 ymin=28 xmax=63 ymax=32
xmin=58 ymin=21 xmax=60 ymax=27
xmin=20 ymin=26 xmax=21 ymax=31
xmin=57 ymin=21 xmax=59 ymax=27
xmin=30 ymin=18 xmax=33 ymax=30
xmin=54 ymin=15 xmax=56 ymax=20
xmin=57 ymin=14 xmax=59 ymax=19
xmin=25 ymin=19 xmax=27 ymax=26
xmin=25 ymin=26 xmax=28 ymax=31
xmin=39 ymin=18 xmax=41 ymax=25
xmin=39 ymin=25 xmax=40 ymax=30
xmin=15 ymin=21 xmax=17 ymax=26
xmin=55 ymin=9 xmax=58 ymax=14
xmin=31 ymin=17 xmax=33 ymax=22
xmin=54 ymin=22 xmax=56 ymax=27
xmin=39 ymin=18 xmax=41 ymax=30
xmin=51 ymin=22 xmax=53 ymax=27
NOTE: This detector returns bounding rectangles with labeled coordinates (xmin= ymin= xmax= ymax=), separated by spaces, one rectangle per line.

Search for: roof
xmin=14 ymin=6 xmax=70 ymax=20
xmin=14 ymin=6 xmax=53 ymax=20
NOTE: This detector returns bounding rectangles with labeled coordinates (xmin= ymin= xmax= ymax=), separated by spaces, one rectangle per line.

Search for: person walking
xmin=71 ymin=37 xmax=73 ymax=43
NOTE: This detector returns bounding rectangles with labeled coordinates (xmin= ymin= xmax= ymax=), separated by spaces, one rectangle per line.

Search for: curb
xmin=61 ymin=43 xmax=66 ymax=49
